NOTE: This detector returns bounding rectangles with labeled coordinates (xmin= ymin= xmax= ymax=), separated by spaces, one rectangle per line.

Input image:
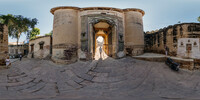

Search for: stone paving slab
xmin=0 ymin=58 xmax=200 ymax=100
xmin=20 ymin=81 xmax=46 ymax=93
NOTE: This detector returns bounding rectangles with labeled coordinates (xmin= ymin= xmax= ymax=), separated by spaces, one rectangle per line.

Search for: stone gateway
xmin=50 ymin=6 xmax=145 ymax=63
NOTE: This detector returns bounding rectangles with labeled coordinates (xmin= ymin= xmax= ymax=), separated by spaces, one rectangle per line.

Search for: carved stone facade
xmin=0 ymin=24 xmax=8 ymax=66
xmin=145 ymin=23 xmax=200 ymax=58
xmin=51 ymin=6 xmax=145 ymax=63
xmin=177 ymin=38 xmax=200 ymax=59
xmin=28 ymin=35 xmax=52 ymax=59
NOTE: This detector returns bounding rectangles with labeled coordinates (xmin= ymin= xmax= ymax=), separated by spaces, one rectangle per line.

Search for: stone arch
xmin=81 ymin=14 xmax=124 ymax=59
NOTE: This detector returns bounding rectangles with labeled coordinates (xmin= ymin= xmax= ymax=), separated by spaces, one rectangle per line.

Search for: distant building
xmin=145 ymin=23 xmax=200 ymax=59
xmin=0 ymin=24 xmax=8 ymax=66
xmin=8 ymin=42 xmax=29 ymax=58
xmin=28 ymin=35 xmax=52 ymax=59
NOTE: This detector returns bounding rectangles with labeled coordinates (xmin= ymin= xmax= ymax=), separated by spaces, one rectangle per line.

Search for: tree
xmin=0 ymin=14 xmax=15 ymax=26
xmin=30 ymin=28 xmax=40 ymax=40
xmin=45 ymin=30 xmax=53 ymax=36
xmin=0 ymin=14 xmax=38 ymax=46
xmin=198 ymin=16 xmax=200 ymax=22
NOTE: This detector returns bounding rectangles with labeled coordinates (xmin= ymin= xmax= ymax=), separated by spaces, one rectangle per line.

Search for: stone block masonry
xmin=0 ymin=24 xmax=8 ymax=66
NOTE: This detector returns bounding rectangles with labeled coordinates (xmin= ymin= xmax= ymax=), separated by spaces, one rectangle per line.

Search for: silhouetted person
xmin=19 ymin=54 xmax=22 ymax=61
xmin=99 ymin=46 xmax=102 ymax=58
xmin=165 ymin=46 xmax=169 ymax=56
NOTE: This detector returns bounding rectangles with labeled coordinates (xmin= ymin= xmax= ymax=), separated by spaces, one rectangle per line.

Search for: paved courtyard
xmin=0 ymin=57 xmax=200 ymax=100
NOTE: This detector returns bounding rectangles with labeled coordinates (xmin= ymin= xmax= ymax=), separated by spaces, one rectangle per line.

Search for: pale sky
xmin=0 ymin=0 xmax=199 ymax=43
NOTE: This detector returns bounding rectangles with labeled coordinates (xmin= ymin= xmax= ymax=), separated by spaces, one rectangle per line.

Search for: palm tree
xmin=198 ymin=16 xmax=200 ymax=22
xmin=0 ymin=14 xmax=38 ymax=46
xmin=0 ymin=14 xmax=15 ymax=26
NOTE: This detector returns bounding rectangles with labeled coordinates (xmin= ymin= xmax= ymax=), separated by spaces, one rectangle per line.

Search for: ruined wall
xmin=52 ymin=8 xmax=78 ymax=63
xmin=28 ymin=36 xmax=51 ymax=59
xmin=124 ymin=10 xmax=144 ymax=56
xmin=0 ymin=24 xmax=8 ymax=66
xmin=145 ymin=23 xmax=200 ymax=57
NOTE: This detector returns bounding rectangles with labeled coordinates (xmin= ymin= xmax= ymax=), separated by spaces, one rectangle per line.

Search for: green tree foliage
xmin=0 ymin=14 xmax=38 ymax=46
xmin=45 ymin=30 xmax=53 ymax=36
xmin=198 ymin=16 xmax=200 ymax=22
xmin=30 ymin=27 xmax=40 ymax=40
xmin=0 ymin=14 xmax=15 ymax=26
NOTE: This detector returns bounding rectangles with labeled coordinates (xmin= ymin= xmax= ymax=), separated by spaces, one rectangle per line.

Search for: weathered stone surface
xmin=28 ymin=35 xmax=52 ymax=59
xmin=1 ymin=57 xmax=200 ymax=100
xmin=0 ymin=24 xmax=8 ymax=66
xmin=20 ymin=81 xmax=46 ymax=93
xmin=51 ymin=6 xmax=145 ymax=63
xmin=117 ymin=51 xmax=125 ymax=58
xmin=145 ymin=23 xmax=200 ymax=58
xmin=66 ymin=80 xmax=83 ymax=89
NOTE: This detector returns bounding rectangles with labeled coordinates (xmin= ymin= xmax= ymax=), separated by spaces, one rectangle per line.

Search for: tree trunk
xmin=16 ymin=32 xmax=22 ymax=55
xmin=16 ymin=37 xmax=19 ymax=55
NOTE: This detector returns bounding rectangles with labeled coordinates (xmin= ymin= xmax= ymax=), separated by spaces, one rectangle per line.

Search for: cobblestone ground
xmin=0 ymin=57 xmax=200 ymax=100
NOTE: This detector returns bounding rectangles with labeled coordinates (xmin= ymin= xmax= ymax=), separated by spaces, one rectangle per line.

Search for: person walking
xmin=165 ymin=45 xmax=169 ymax=56
xmin=99 ymin=46 xmax=102 ymax=58
xmin=5 ymin=57 xmax=11 ymax=67
xmin=19 ymin=54 xmax=22 ymax=61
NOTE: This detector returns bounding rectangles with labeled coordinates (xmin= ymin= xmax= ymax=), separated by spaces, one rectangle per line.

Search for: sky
xmin=0 ymin=0 xmax=199 ymax=43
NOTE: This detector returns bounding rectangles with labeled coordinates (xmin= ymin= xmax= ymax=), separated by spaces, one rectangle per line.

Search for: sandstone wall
xmin=52 ymin=8 xmax=78 ymax=63
xmin=80 ymin=10 xmax=124 ymax=18
xmin=51 ymin=7 xmax=145 ymax=62
xmin=145 ymin=23 xmax=200 ymax=58
xmin=28 ymin=36 xmax=51 ymax=59
xmin=124 ymin=10 xmax=144 ymax=56
xmin=0 ymin=24 xmax=8 ymax=66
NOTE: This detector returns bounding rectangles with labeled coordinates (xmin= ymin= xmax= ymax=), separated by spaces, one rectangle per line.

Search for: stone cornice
xmin=50 ymin=6 xmax=145 ymax=16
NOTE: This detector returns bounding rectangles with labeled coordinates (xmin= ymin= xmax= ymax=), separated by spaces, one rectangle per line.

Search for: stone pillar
xmin=52 ymin=8 xmax=79 ymax=63
xmin=0 ymin=24 xmax=8 ymax=66
xmin=112 ymin=25 xmax=117 ymax=58
xmin=124 ymin=9 xmax=145 ymax=56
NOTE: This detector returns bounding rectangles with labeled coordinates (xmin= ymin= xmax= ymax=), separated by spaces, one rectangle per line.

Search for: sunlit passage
xmin=93 ymin=21 xmax=114 ymax=60
xmin=97 ymin=36 xmax=104 ymax=43
xmin=94 ymin=36 xmax=108 ymax=60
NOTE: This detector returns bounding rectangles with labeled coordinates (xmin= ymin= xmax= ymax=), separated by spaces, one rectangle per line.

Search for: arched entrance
xmin=80 ymin=14 xmax=124 ymax=60
xmin=93 ymin=21 xmax=113 ymax=58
